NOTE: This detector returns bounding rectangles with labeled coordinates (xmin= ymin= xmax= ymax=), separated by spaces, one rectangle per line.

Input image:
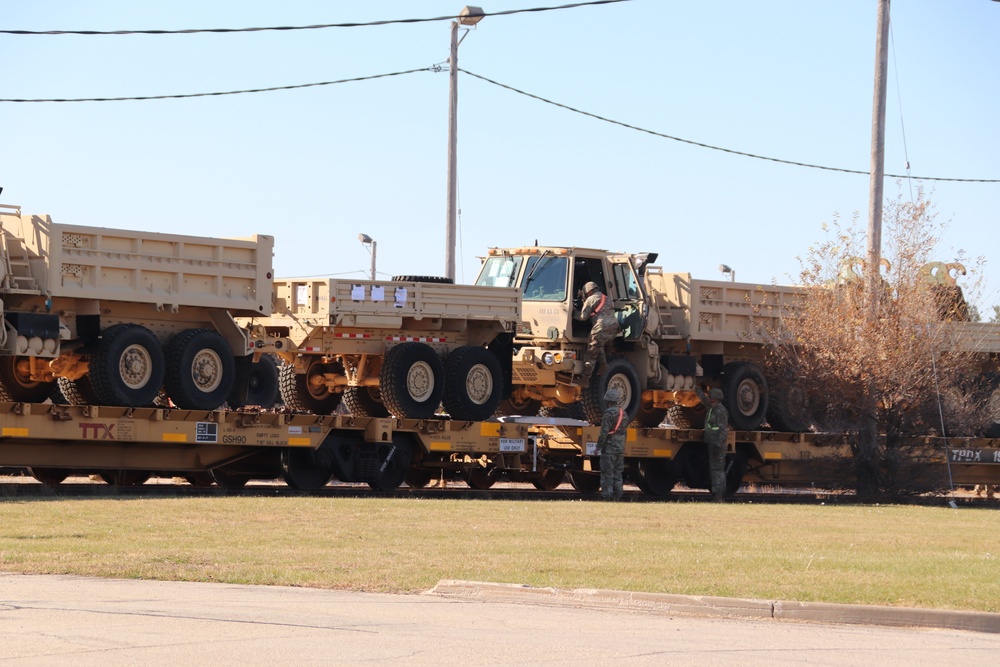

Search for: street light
xmin=719 ymin=264 xmax=735 ymax=282
xmin=445 ymin=5 xmax=485 ymax=282
xmin=358 ymin=233 xmax=377 ymax=280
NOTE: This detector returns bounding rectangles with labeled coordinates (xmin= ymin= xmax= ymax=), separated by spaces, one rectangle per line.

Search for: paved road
xmin=2 ymin=573 xmax=998 ymax=666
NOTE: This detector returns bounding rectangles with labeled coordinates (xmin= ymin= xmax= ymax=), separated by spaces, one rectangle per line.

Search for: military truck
xmin=474 ymin=245 xmax=802 ymax=429
xmin=0 ymin=201 xmax=274 ymax=410
xmin=251 ymin=276 xmax=520 ymax=422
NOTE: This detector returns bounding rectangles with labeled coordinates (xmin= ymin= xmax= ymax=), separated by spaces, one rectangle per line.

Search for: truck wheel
xmin=380 ymin=342 xmax=444 ymax=419
xmin=635 ymin=400 xmax=668 ymax=428
xmin=166 ymin=329 xmax=235 ymax=410
xmin=0 ymin=357 xmax=55 ymax=403
xmin=90 ymin=324 xmax=165 ymax=407
xmin=538 ymin=403 xmax=586 ymax=420
xmin=767 ymin=379 xmax=811 ymax=432
xmin=581 ymin=357 xmax=641 ymax=425
xmin=343 ymin=386 xmax=390 ymax=417
xmin=665 ymin=404 xmax=706 ymax=429
xmin=279 ymin=359 xmax=342 ymax=414
xmin=56 ymin=377 xmax=98 ymax=405
xmin=443 ymin=346 xmax=503 ymax=421
xmin=229 ymin=354 xmax=280 ymax=409
xmin=722 ymin=361 xmax=769 ymax=431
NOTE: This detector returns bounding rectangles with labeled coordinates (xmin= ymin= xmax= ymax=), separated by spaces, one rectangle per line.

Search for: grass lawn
xmin=1 ymin=496 xmax=997 ymax=612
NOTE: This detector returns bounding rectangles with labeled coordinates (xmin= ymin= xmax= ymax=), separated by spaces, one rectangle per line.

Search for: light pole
xmin=719 ymin=264 xmax=735 ymax=283
xmin=445 ymin=5 xmax=485 ymax=282
xmin=358 ymin=233 xmax=377 ymax=280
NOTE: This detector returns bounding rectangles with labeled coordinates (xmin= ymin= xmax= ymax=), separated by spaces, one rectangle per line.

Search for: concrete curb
xmin=426 ymin=580 xmax=1000 ymax=634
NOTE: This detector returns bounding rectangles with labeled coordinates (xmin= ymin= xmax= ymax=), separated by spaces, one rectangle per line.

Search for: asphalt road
xmin=2 ymin=574 xmax=999 ymax=666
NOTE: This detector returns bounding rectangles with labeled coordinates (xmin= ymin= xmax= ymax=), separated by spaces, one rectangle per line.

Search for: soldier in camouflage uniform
xmin=573 ymin=281 xmax=621 ymax=387
xmin=596 ymin=387 xmax=627 ymax=501
xmin=695 ymin=386 xmax=729 ymax=502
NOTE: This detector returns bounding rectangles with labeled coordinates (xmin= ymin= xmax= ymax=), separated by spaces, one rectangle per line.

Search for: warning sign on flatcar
xmin=499 ymin=438 xmax=525 ymax=452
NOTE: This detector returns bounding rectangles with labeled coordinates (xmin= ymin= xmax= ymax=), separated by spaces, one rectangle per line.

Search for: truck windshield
xmin=522 ymin=255 xmax=568 ymax=302
xmin=476 ymin=256 xmax=523 ymax=288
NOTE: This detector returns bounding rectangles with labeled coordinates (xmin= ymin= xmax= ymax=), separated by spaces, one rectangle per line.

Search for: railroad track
xmin=0 ymin=475 xmax=993 ymax=507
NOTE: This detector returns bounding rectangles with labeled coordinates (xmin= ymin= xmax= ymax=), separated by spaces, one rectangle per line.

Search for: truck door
xmin=609 ymin=257 xmax=647 ymax=341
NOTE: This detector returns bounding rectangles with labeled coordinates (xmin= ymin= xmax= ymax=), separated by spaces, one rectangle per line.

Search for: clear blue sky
xmin=3 ymin=1 xmax=998 ymax=309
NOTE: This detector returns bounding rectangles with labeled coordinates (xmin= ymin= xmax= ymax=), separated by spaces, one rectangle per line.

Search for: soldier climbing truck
xmin=250 ymin=276 xmax=520 ymax=422
xmin=0 ymin=201 xmax=274 ymax=410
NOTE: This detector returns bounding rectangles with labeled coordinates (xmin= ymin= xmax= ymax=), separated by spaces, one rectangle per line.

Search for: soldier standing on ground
xmin=695 ymin=386 xmax=729 ymax=502
xmin=573 ymin=281 xmax=621 ymax=387
xmin=596 ymin=387 xmax=627 ymax=501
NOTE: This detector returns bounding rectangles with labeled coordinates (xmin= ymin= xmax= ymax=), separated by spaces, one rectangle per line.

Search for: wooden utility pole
xmin=866 ymin=0 xmax=891 ymax=311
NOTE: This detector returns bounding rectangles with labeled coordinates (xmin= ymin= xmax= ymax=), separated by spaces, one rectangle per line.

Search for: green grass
xmin=1 ymin=497 xmax=998 ymax=612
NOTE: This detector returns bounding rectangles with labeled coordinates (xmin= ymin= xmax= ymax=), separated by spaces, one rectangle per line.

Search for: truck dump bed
xmin=1 ymin=209 xmax=273 ymax=315
xmin=646 ymin=269 xmax=802 ymax=343
xmin=271 ymin=278 xmax=521 ymax=331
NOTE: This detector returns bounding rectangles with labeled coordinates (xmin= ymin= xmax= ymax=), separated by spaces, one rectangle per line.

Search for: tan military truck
xmin=251 ymin=276 xmax=520 ymax=421
xmin=474 ymin=245 xmax=801 ymax=429
xmin=0 ymin=202 xmax=274 ymax=410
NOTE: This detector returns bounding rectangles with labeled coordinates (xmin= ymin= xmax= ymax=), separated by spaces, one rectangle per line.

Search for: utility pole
xmin=445 ymin=6 xmax=485 ymax=282
xmin=445 ymin=18 xmax=460 ymax=282
xmin=866 ymin=0 xmax=890 ymax=313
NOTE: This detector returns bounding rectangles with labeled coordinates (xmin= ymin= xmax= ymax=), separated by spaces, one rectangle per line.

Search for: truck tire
xmin=90 ymin=324 xmax=165 ymax=407
xmin=635 ymin=400 xmax=668 ymax=428
xmin=495 ymin=394 xmax=542 ymax=417
xmin=380 ymin=342 xmax=444 ymax=419
xmin=0 ymin=357 xmax=55 ymax=403
xmin=538 ymin=402 xmax=586 ymax=420
xmin=55 ymin=376 xmax=98 ymax=405
xmin=391 ymin=275 xmax=454 ymax=284
xmin=665 ymin=404 xmax=705 ymax=429
xmin=279 ymin=359 xmax=342 ymax=414
xmin=343 ymin=386 xmax=390 ymax=417
xmin=767 ymin=379 xmax=811 ymax=432
xmin=228 ymin=354 xmax=280 ymax=409
xmin=581 ymin=357 xmax=641 ymax=425
xmin=165 ymin=329 xmax=235 ymax=410
xmin=722 ymin=361 xmax=769 ymax=431
xmin=443 ymin=346 xmax=503 ymax=421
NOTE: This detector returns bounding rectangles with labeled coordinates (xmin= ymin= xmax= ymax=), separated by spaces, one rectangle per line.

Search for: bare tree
xmin=764 ymin=187 xmax=988 ymax=499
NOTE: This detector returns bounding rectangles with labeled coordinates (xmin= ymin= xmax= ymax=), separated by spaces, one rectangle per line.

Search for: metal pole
xmin=866 ymin=0 xmax=890 ymax=312
xmin=370 ymin=240 xmax=377 ymax=281
xmin=445 ymin=19 xmax=459 ymax=282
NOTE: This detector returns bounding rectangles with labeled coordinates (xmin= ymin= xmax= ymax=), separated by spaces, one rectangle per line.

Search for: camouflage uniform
xmin=696 ymin=386 xmax=729 ymax=501
xmin=596 ymin=387 xmax=627 ymax=501
xmin=574 ymin=285 xmax=621 ymax=384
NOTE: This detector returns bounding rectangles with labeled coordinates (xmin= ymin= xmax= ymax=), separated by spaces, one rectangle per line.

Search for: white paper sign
xmin=394 ymin=287 xmax=407 ymax=308
xmin=371 ymin=285 xmax=385 ymax=301
xmin=296 ymin=285 xmax=307 ymax=306
xmin=585 ymin=441 xmax=598 ymax=456
xmin=351 ymin=284 xmax=365 ymax=301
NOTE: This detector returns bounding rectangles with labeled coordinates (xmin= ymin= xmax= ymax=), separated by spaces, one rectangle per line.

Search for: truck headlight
xmin=542 ymin=352 xmax=555 ymax=366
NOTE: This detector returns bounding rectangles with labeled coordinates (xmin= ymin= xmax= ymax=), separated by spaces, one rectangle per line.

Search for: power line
xmin=0 ymin=0 xmax=633 ymax=36
xmin=461 ymin=69 xmax=1000 ymax=184
xmin=0 ymin=68 xmax=430 ymax=103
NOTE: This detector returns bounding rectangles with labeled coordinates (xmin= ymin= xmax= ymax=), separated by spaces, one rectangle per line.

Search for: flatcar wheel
xmin=29 ymin=467 xmax=71 ymax=486
xmin=280 ymin=447 xmax=335 ymax=490
xmin=404 ymin=468 xmax=434 ymax=489
xmin=367 ymin=437 xmax=415 ymax=492
xmin=531 ymin=469 xmax=566 ymax=491
xmin=99 ymin=469 xmax=151 ymax=487
xmin=464 ymin=466 xmax=497 ymax=490
xmin=183 ymin=472 xmax=216 ymax=487
xmin=568 ymin=471 xmax=601 ymax=495
xmin=211 ymin=469 xmax=253 ymax=489
xmin=634 ymin=458 xmax=678 ymax=497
